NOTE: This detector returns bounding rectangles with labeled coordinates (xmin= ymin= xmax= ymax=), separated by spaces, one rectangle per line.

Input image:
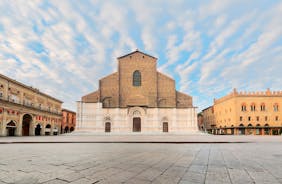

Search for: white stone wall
xmin=76 ymin=101 xmax=198 ymax=133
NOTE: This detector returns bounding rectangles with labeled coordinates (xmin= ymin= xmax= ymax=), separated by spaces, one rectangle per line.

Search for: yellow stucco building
xmin=202 ymin=89 xmax=282 ymax=135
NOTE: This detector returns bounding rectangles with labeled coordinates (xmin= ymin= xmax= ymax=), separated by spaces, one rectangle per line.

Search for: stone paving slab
xmin=0 ymin=136 xmax=282 ymax=184
xmin=0 ymin=134 xmax=282 ymax=143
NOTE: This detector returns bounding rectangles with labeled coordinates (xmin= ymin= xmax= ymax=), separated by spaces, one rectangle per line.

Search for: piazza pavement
xmin=0 ymin=133 xmax=282 ymax=184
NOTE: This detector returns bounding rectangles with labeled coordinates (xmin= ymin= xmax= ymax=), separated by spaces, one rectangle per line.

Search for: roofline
xmin=62 ymin=108 xmax=76 ymax=114
xmin=202 ymin=106 xmax=213 ymax=112
xmin=117 ymin=50 xmax=157 ymax=60
xmin=0 ymin=73 xmax=63 ymax=103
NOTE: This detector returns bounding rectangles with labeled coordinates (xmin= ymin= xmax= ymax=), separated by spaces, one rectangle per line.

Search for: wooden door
xmin=163 ymin=122 xmax=168 ymax=132
xmin=133 ymin=118 xmax=141 ymax=132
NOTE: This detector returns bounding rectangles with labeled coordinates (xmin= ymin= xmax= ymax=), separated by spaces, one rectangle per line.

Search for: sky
xmin=0 ymin=0 xmax=281 ymax=112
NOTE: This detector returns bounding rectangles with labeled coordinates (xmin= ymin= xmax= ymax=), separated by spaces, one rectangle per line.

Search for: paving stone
xmin=162 ymin=166 xmax=187 ymax=178
xmin=68 ymin=177 xmax=96 ymax=184
xmin=248 ymin=171 xmax=281 ymax=184
xmin=0 ymin=136 xmax=282 ymax=184
xmin=57 ymin=171 xmax=83 ymax=182
xmin=136 ymin=168 xmax=163 ymax=181
xmin=152 ymin=175 xmax=181 ymax=184
xmin=181 ymin=171 xmax=205 ymax=183
xmin=227 ymin=168 xmax=254 ymax=184
xmin=205 ymin=166 xmax=232 ymax=184
xmin=187 ymin=164 xmax=207 ymax=174
xmin=42 ymin=179 xmax=69 ymax=184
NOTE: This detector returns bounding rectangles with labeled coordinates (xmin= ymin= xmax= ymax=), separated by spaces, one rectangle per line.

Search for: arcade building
xmin=0 ymin=74 xmax=62 ymax=136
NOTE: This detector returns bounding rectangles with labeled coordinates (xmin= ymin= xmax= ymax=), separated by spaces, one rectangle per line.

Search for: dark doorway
xmin=163 ymin=122 xmax=168 ymax=132
xmin=35 ymin=124 xmax=41 ymax=136
xmin=105 ymin=122 xmax=111 ymax=132
xmin=64 ymin=126 xmax=69 ymax=133
xmin=133 ymin=117 xmax=141 ymax=132
xmin=70 ymin=127 xmax=74 ymax=132
xmin=22 ymin=114 xmax=32 ymax=136
xmin=7 ymin=121 xmax=16 ymax=136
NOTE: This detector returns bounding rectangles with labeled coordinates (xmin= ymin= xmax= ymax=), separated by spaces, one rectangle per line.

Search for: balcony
xmin=0 ymin=96 xmax=62 ymax=115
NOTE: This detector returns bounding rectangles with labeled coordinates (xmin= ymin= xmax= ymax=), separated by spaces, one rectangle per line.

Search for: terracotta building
xmin=77 ymin=50 xmax=198 ymax=133
xmin=0 ymin=73 xmax=62 ymax=136
xmin=62 ymin=109 xmax=76 ymax=133
xmin=202 ymin=88 xmax=282 ymax=135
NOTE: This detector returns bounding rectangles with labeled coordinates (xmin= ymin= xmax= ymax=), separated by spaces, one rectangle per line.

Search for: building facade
xmin=77 ymin=50 xmax=198 ymax=133
xmin=0 ymin=74 xmax=62 ymax=136
xmin=62 ymin=109 xmax=76 ymax=133
xmin=202 ymin=89 xmax=282 ymax=135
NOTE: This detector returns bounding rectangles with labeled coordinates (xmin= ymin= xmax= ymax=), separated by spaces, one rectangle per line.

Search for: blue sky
xmin=0 ymin=0 xmax=281 ymax=111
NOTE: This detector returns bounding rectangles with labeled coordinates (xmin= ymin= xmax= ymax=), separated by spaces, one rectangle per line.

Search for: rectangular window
xmin=248 ymin=116 xmax=251 ymax=121
xmin=275 ymin=116 xmax=279 ymax=121
xmin=240 ymin=116 xmax=243 ymax=121
xmin=256 ymin=116 xmax=259 ymax=121
xmin=265 ymin=116 xmax=268 ymax=121
xmin=0 ymin=91 xmax=3 ymax=98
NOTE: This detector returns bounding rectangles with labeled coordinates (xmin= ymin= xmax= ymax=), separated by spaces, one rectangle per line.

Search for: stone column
xmin=1 ymin=108 xmax=7 ymax=136
xmin=16 ymin=114 xmax=23 ymax=136
xmin=29 ymin=117 xmax=35 ymax=136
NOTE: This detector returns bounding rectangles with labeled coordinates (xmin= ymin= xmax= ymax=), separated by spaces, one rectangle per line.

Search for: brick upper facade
xmin=82 ymin=50 xmax=193 ymax=108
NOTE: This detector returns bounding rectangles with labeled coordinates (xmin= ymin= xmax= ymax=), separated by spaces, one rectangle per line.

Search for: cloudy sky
xmin=0 ymin=0 xmax=281 ymax=111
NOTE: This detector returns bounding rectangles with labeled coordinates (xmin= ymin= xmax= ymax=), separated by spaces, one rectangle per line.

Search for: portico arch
xmin=35 ymin=123 xmax=42 ymax=136
xmin=128 ymin=107 xmax=146 ymax=133
xmin=22 ymin=114 xmax=32 ymax=136
xmin=6 ymin=120 xmax=17 ymax=136
xmin=45 ymin=124 xmax=51 ymax=135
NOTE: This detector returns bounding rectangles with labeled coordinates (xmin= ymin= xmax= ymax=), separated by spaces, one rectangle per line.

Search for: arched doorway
xmin=231 ymin=125 xmax=234 ymax=135
xmin=35 ymin=124 xmax=41 ymax=136
xmin=247 ymin=124 xmax=253 ymax=135
xmin=22 ymin=114 xmax=32 ymax=136
xmin=133 ymin=117 xmax=141 ymax=132
xmin=70 ymin=127 xmax=74 ymax=132
xmin=105 ymin=122 xmax=111 ymax=132
xmin=256 ymin=124 xmax=262 ymax=135
xmin=264 ymin=124 xmax=270 ymax=135
xmin=64 ymin=126 xmax=69 ymax=133
xmin=163 ymin=122 xmax=168 ymax=132
xmin=45 ymin=124 xmax=51 ymax=135
xmin=6 ymin=120 xmax=17 ymax=136
xmin=238 ymin=124 xmax=245 ymax=135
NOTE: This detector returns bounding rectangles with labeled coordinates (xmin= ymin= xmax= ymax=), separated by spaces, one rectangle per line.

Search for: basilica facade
xmin=76 ymin=50 xmax=198 ymax=133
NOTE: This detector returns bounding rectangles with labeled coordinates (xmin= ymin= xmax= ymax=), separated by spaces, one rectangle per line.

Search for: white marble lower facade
xmin=76 ymin=102 xmax=198 ymax=133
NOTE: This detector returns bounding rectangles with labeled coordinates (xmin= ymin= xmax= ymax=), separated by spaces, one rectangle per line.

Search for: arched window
xmin=241 ymin=103 xmax=246 ymax=112
xmin=133 ymin=70 xmax=141 ymax=86
xmin=260 ymin=103 xmax=265 ymax=111
xmin=250 ymin=103 xmax=256 ymax=111
xmin=273 ymin=103 xmax=279 ymax=112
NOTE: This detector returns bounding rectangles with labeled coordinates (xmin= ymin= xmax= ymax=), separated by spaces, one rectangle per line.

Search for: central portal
xmin=133 ymin=117 xmax=141 ymax=132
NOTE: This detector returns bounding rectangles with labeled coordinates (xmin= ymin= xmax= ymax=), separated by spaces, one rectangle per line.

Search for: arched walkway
xmin=45 ymin=124 xmax=51 ymax=135
xmin=238 ymin=124 xmax=245 ymax=135
xmin=22 ymin=114 xmax=32 ymax=136
xmin=64 ymin=126 xmax=69 ymax=133
xmin=6 ymin=120 xmax=17 ymax=136
xmin=35 ymin=124 xmax=42 ymax=136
